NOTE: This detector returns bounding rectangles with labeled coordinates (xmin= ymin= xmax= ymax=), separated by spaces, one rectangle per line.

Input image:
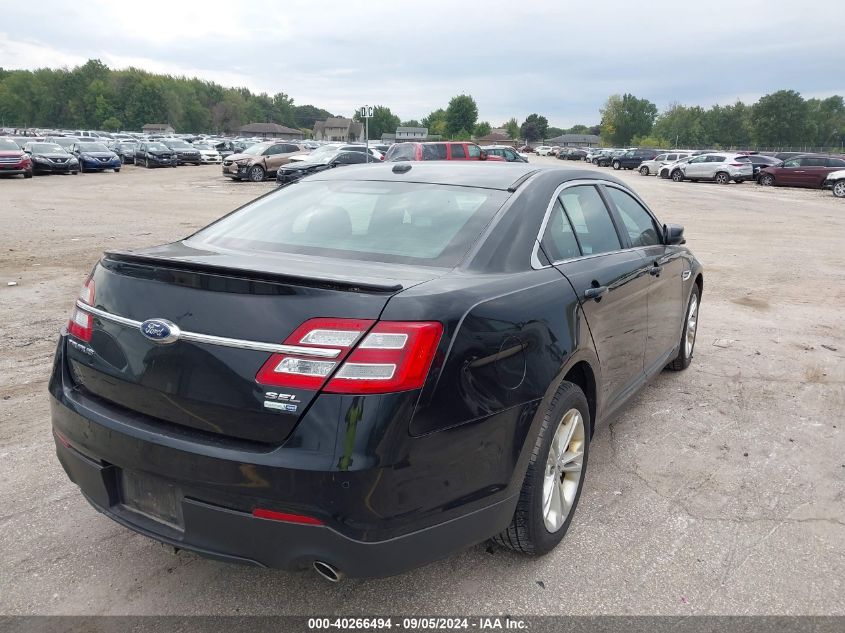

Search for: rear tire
xmin=493 ymin=381 xmax=589 ymax=555
xmin=23 ymin=171 xmax=33 ymax=179
xmin=715 ymin=171 xmax=730 ymax=185
xmin=667 ymin=285 xmax=700 ymax=371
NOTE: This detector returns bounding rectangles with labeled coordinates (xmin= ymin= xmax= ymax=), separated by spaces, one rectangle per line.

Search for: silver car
xmin=823 ymin=169 xmax=845 ymax=198
xmin=639 ymin=152 xmax=692 ymax=176
xmin=676 ymin=153 xmax=753 ymax=184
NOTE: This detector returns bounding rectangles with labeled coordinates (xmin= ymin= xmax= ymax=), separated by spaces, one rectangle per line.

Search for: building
xmin=546 ymin=133 xmax=601 ymax=147
xmin=312 ymin=117 xmax=364 ymax=142
xmin=237 ymin=123 xmax=303 ymax=140
xmin=475 ymin=132 xmax=518 ymax=147
xmin=381 ymin=133 xmax=397 ymax=144
xmin=396 ymin=126 xmax=428 ymax=141
xmin=142 ymin=123 xmax=174 ymax=135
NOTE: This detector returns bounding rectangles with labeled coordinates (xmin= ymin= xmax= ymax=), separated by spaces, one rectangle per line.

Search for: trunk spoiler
xmin=102 ymin=251 xmax=404 ymax=294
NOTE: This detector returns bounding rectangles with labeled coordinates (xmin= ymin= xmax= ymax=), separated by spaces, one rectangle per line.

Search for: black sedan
xmin=744 ymin=154 xmax=781 ymax=179
xmin=23 ymin=142 xmax=79 ymax=174
xmin=134 ymin=142 xmax=177 ymax=168
xmin=113 ymin=141 xmax=138 ymax=164
xmin=276 ymin=150 xmax=371 ymax=186
xmin=50 ymin=164 xmax=703 ymax=580
xmin=162 ymin=139 xmax=202 ymax=165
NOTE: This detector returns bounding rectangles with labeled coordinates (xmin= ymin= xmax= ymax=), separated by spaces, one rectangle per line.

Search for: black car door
xmin=541 ymin=183 xmax=650 ymax=408
xmin=602 ymin=184 xmax=685 ymax=374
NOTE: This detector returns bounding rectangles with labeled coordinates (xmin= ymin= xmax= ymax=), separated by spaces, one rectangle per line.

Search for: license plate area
xmin=119 ymin=470 xmax=185 ymax=531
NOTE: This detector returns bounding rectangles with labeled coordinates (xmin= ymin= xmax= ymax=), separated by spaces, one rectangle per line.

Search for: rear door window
xmin=422 ymin=144 xmax=448 ymax=160
xmin=450 ymin=144 xmax=466 ymax=159
xmin=800 ymin=157 xmax=827 ymax=167
xmin=557 ymin=185 xmax=622 ymax=256
xmin=542 ymin=199 xmax=581 ymax=262
xmin=707 ymin=155 xmax=726 ymax=163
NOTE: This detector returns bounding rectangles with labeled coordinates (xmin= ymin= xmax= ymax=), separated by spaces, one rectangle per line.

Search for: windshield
xmin=30 ymin=143 xmax=65 ymax=153
xmin=146 ymin=143 xmax=168 ymax=151
xmin=78 ymin=143 xmax=109 ymax=152
xmin=189 ymin=180 xmax=507 ymax=267
xmin=241 ymin=143 xmax=269 ymax=156
xmin=193 ymin=143 xmax=212 ymax=150
xmin=0 ymin=139 xmax=20 ymax=151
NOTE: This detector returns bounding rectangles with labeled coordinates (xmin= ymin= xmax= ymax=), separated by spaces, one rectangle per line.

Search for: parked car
xmin=483 ymin=145 xmax=529 ymax=162
xmin=586 ymin=148 xmax=610 ymax=164
xmin=385 ymin=142 xmax=505 ymax=162
xmin=595 ymin=149 xmax=626 ymax=167
xmin=51 ymin=162 xmax=702 ymax=579
xmin=44 ymin=136 xmax=81 ymax=150
xmin=823 ymin=170 xmax=845 ymax=198
xmin=214 ymin=139 xmax=248 ymax=158
xmin=192 ymin=142 xmax=222 ymax=164
xmin=757 ymin=154 xmax=845 ymax=188
xmin=743 ymin=154 xmax=781 ymax=179
xmin=276 ymin=150 xmax=372 ymax=186
xmin=162 ymin=139 xmax=202 ymax=165
xmin=534 ymin=145 xmax=554 ymax=156
xmin=0 ymin=137 xmax=33 ymax=178
xmin=675 ymin=153 xmax=753 ymax=184
xmin=611 ymin=149 xmax=661 ymax=170
xmin=23 ymin=142 xmax=79 ymax=174
xmin=113 ymin=141 xmax=138 ymax=164
xmin=636 ymin=152 xmax=690 ymax=176
xmin=222 ymin=142 xmax=304 ymax=181
xmin=70 ymin=142 xmax=121 ymax=173
xmin=135 ymin=142 xmax=177 ymax=168
xmin=661 ymin=155 xmax=701 ymax=180
xmin=561 ymin=148 xmax=588 ymax=161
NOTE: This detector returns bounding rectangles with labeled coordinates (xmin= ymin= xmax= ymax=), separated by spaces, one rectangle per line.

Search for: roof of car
xmin=305 ymin=162 xmax=624 ymax=191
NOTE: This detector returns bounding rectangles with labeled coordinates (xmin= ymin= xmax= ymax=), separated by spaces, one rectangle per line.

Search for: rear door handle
xmin=584 ymin=286 xmax=608 ymax=300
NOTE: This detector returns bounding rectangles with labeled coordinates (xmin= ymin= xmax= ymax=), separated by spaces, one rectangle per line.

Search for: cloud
xmin=1 ymin=0 xmax=843 ymax=126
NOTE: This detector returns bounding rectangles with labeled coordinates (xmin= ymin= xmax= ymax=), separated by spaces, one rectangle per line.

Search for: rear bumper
xmin=49 ymin=336 xmax=524 ymax=577
xmin=54 ymin=433 xmax=515 ymax=576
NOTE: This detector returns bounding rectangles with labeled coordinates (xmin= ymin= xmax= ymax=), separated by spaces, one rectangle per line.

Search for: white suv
xmin=535 ymin=146 xmax=553 ymax=156
xmin=639 ymin=151 xmax=692 ymax=176
xmin=675 ymin=153 xmax=753 ymax=184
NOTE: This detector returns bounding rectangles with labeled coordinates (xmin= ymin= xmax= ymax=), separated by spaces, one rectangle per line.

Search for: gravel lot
xmin=1 ymin=158 xmax=843 ymax=616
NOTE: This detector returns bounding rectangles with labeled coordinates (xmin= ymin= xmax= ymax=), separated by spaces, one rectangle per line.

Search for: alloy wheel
xmin=685 ymin=294 xmax=698 ymax=357
xmin=760 ymin=174 xmax=774 ymax=186
xmin=542 ymin=408 xmax=585 ymax=533
xmin=832 ymin=181 xmax=845 ymax=198
xmin=715 ymin=172 xmax=729 ymax=185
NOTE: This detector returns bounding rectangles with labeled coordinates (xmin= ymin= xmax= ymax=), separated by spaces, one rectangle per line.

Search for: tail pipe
xmin=313 ymin=561 xmax=344 ymax=583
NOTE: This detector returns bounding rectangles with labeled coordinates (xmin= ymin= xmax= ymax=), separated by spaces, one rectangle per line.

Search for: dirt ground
xmin=0 ymin=158 xmax=843 ymax=615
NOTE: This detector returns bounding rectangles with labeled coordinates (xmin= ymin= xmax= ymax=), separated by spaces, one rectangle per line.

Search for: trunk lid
xmin=65 ymin=242 xmax=439 ymax=445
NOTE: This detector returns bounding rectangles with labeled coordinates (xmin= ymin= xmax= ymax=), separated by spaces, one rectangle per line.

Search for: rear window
xmin=189 ymin=180 xmax=507 ymax=267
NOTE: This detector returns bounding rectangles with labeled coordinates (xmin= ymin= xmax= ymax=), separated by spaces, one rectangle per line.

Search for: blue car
xmin=70 ymin=142 xmax=122 ymax=173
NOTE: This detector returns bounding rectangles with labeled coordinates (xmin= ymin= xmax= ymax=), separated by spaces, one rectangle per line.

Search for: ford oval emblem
xmin=139 ymin=318 xmax=181 ymax=344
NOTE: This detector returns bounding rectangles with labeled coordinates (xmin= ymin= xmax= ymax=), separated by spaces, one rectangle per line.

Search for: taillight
xmin=255 ymin=318 xmax=374 ymax=390
xmin=730 ymin=163 xmax=745 ymax=167
xmin=325 ymin=321 xmax=442 ymax=394
xmin=255 ymin=320 xmax=443 ymax=394
xmin=67 ymin=277 xmax=95 ymax=341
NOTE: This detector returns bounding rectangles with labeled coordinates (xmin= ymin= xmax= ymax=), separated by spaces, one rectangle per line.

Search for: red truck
xmin=0 ymin=138 xmax=33 ymax=178
xmin=386 ymin=141 xmax=505 ymax=162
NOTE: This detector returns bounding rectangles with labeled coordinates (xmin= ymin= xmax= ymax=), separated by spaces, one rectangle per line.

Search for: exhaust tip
xmin=313 ymin=560 xmax=343 ymax=583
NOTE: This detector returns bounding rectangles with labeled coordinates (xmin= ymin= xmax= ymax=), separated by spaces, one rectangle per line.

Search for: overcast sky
xmin=2 ymin=1 xmax=843 ymax=127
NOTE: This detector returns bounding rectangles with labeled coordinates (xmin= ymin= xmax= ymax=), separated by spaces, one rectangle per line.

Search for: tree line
xmin=0 ymin=59 xmax=334 ymax=133
xmin=600 ymin=90 xmax=845 ymax=150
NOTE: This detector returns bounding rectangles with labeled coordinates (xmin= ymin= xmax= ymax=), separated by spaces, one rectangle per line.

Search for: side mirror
xmin=479 ymin=150 xmax=488 ymax=161
xmin=664 ymin=223 xmax=685 ymax=245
